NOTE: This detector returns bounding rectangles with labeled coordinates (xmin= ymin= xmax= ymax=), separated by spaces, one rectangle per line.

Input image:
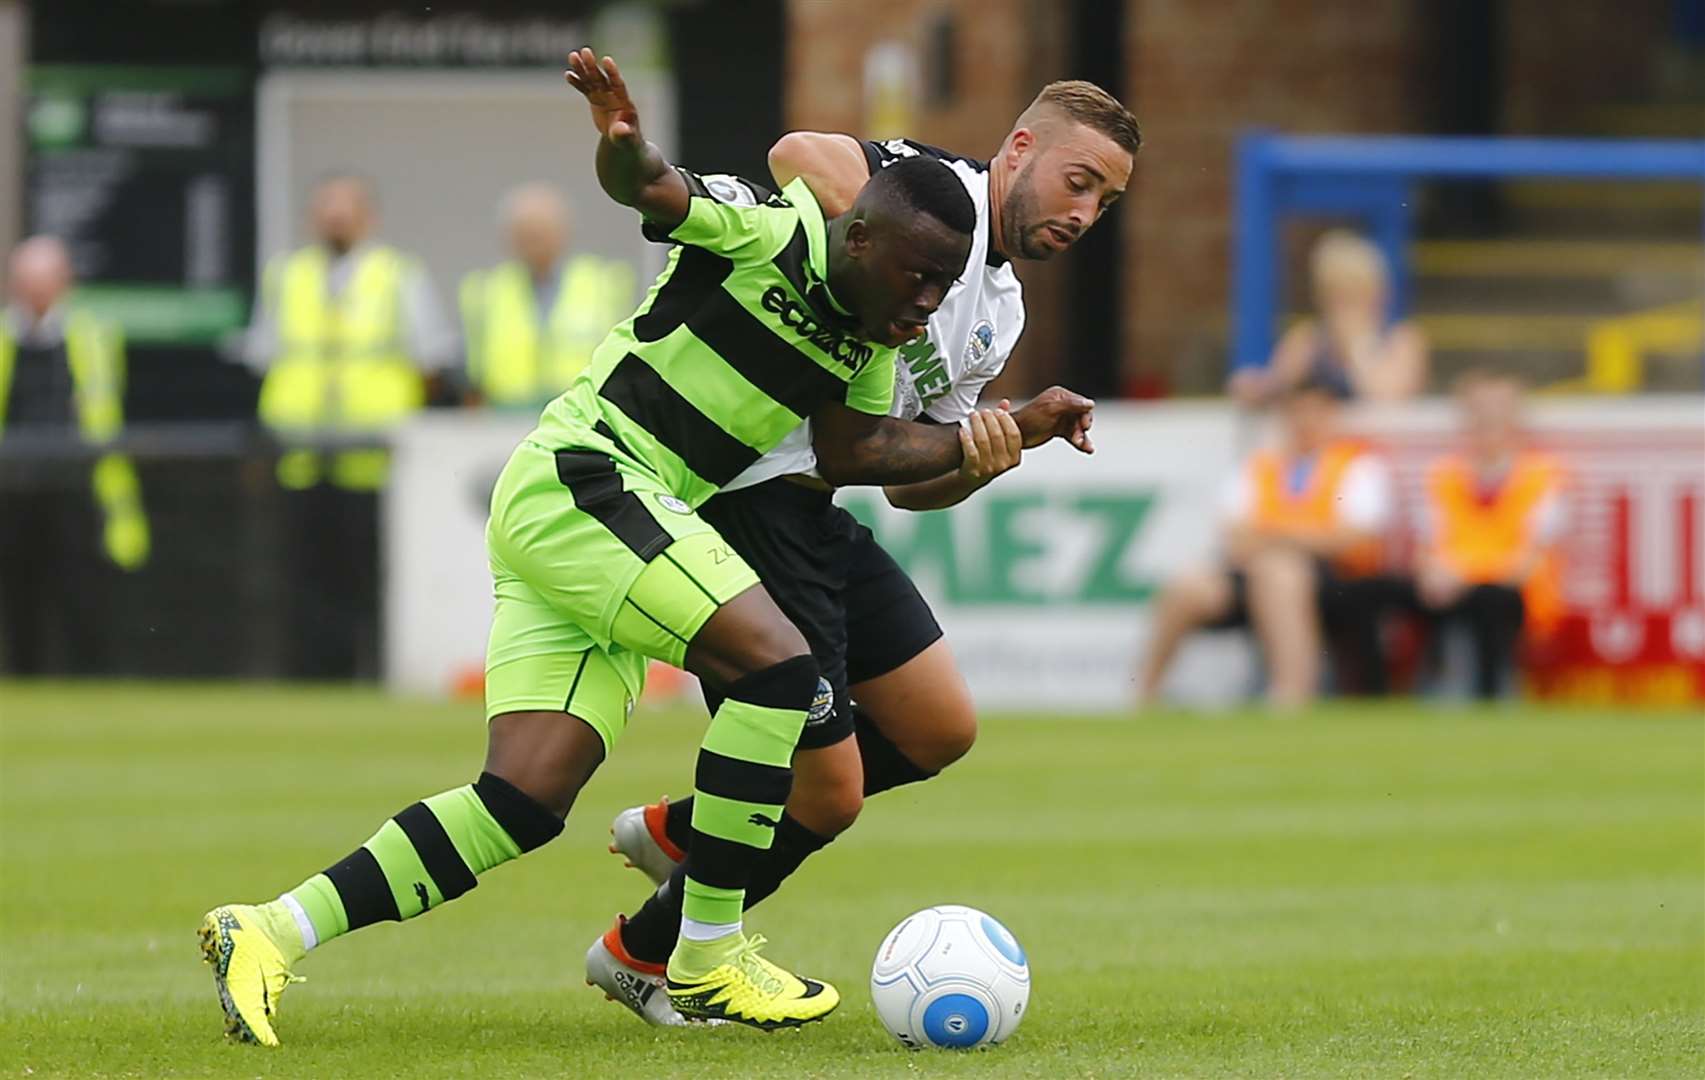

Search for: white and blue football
xmin=869 ymin=904 xmax=1030 ymax=1049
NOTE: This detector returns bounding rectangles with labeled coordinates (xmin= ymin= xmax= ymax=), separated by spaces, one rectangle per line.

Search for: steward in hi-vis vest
xmin=461 ymin=183 xmax=633 ymax=410
xmin=246 ymin=175 xmax=455 ymax=490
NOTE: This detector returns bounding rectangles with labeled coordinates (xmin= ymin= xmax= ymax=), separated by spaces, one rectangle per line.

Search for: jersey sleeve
xmin=645 ymin=169 xmax=793 ymax=260
xmin=843 ymin=349 xmax=897 ymax=416
xmin=860 ymin=137 xmax=981 ymax=172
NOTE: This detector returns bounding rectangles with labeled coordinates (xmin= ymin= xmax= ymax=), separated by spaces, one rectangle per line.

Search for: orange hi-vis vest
xmin=1424 ymin=451 xmax=1566 ymax=632
xmin=1246 ymin=439 xmax=1383 ymax=577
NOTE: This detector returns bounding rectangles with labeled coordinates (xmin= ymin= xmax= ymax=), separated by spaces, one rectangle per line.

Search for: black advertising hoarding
xmin=25 ymin=65 xmax=255 ymax=345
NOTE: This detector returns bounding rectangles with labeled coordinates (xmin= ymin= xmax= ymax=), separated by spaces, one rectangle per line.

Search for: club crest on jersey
xmin=965 ymin=320 xmax=995 ymax=364
xmin=653 ymin=493 xmax=692 ymax=515
xmin=702 ymin=174 xmax=759 ymax=207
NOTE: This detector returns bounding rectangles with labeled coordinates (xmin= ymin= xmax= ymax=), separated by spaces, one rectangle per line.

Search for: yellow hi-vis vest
xmin=257 ymin=245 xmax=425 ymax=490
xmin=0 ymin=310 xmax=150 ymax=570
xmin=458 ymin=256 xmax=633 ymax=408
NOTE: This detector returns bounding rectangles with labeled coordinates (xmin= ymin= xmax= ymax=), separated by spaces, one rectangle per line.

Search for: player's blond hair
xmin=1017 ymin=80 xmax=1141 ymax=155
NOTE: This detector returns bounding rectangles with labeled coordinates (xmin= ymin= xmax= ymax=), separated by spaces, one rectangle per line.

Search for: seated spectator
xmin=1230 ymin=229 xmax=1428 ymax=407
xmin=1138 ymin=376 xmax=1394 ymax=708
xmin=1407 ymin=371 xmax=1566 ymax=699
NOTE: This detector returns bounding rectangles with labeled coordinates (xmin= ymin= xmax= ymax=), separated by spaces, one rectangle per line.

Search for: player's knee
xmin=690 ymin=586 xmax=811 ymax=685
xmin=928 ymin=709 xmax=979 ymax=770
xmin=483 ymin=711 xmax=606 ymax=820
xmin=899 ymin=700 xmax=977 ymax=773
xmin=790 ymin=769 xmax=864 ymax=837
xmin=724 ymin=652 xmax=821 ymax=711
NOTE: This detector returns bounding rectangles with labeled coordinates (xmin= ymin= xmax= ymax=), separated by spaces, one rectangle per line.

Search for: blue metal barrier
xmin=1231 ymin=133 xmax=1705 ymax=371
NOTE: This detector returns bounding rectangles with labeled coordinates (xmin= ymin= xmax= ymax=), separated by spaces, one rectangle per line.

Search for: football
xmin=869 ymin=905 xmax=1031 ymax=1049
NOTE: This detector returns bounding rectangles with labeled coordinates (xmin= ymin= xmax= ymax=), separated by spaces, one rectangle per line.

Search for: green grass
xmin=1 ymin=684 xmax=1701 ymax=1078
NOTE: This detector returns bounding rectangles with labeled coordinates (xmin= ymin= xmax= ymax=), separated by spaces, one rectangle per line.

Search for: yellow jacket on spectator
xmin=251 ymin=244 xmax=453 ymax=490
xmin=459 ymin=256 xmax=632 ymax=409
xmin=0 ymin=307 xmax=149 ymax=569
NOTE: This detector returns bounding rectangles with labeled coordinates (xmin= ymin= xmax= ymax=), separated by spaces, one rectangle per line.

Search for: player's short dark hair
xmin=1031 ymin=80 xmax=1142 ymax=155
xmin=864 ymin=156 xmax=976 ymax=236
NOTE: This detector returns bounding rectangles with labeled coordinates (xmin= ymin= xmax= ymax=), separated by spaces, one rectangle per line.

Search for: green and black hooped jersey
xmin=529 ymin=171 xmax=896 ymax=509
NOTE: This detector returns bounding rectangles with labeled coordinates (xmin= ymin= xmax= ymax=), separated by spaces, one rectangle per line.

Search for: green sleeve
xmin=843 ymin=347 xmax=897 ymax=416
xmin=661 ymin=169 xmax=796 ymax=261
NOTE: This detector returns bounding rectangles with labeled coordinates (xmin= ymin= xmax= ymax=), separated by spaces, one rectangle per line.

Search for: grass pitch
xmin=2 ymin=683 xmax=1701 ymax=1078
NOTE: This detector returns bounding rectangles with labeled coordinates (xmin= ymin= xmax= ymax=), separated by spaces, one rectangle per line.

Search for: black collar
xmin=981 ymin=162 xmax=1009 ymax=268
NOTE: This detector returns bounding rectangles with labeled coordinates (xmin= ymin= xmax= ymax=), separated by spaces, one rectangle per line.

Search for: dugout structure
xmin=1230 ymin=133 xmax=1705 ymax=378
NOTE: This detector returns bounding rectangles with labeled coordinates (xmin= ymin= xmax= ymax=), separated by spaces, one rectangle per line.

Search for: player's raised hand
xmin=1010 ymin=386 xmax=1096 ymax=454
xmin=565 ymin=48 xmax=641 ymax=144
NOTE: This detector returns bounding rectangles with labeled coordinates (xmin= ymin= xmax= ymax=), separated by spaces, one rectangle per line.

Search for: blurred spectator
xmin=1230 ymin=229 xmax=1429 ymax=407
xmin=458 ymin=183 xmax=633 ymax=409
xmin=1138 ymin=377 xmax=1394 ymax=707
xmin=244 ymin=173 xmax=456 ymax=491
xmin=1 ymin=236 xmax=148 ymax=672
xmin=243 ymin=176 xmax=455 ymax=677
xmin=1406 ymin=371 xmax=1566 ymax=699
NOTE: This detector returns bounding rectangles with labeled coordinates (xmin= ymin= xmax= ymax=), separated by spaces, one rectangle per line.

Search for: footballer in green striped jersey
xmin=194 ymin=46 xmax=984 ymax=1046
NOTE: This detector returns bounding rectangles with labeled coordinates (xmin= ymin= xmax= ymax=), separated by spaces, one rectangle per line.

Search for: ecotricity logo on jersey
xmin=653 ymin=494 xmax=691 ymax=514
xmin=760 ymin=286 xmax=875 ymax=373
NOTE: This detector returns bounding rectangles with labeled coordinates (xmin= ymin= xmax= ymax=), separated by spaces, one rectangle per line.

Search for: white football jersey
xmin=722 ymin=138 xmax=1026 ymax=492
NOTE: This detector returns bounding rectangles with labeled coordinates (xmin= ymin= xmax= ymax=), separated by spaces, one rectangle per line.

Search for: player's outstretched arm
xmin=813 ymin=403 xmax=965 ymax=487
xmin=564 ymin=48 xmax=688 ymax=228
xmin=769 ymin=132 xmax=872 ymax=218
xmin=1010 ymin=386 xmax=1096 ymax=454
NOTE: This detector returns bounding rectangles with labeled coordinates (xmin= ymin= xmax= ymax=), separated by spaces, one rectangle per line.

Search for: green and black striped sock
xmin=678 ymin=656 xmax=815 ymax=938
xmin=272 ymin=772 xmax=561 ymax=956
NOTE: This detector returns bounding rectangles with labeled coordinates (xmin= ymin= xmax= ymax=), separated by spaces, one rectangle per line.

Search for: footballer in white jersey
xmin=724 ymin=137 xmax=1026 ymax=491
xmin=591 ymin=81 xmax=1139 ymax=1009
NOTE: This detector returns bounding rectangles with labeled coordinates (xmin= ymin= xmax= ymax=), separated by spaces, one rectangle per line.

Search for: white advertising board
xmin=386 ymin=398 xmax=1705 ymax=710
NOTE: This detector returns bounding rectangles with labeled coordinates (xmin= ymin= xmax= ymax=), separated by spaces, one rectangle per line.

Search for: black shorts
xmin=696 ymin=478 xmax=944 ymax=750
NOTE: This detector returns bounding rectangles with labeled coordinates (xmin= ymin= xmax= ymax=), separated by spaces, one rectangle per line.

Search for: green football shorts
xmin=483 ymin=439 xmax=760 ymax=751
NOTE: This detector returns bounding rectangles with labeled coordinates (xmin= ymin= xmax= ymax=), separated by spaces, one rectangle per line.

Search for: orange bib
xmin=1246 ymin=440 xmax=1382 ymax=577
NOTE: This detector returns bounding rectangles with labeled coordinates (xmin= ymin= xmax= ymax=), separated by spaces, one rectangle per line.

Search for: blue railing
xmin=1231 ymin=133 xmax=1705 ymax=371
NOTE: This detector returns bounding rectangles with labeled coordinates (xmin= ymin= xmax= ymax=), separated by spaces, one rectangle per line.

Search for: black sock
xmin=621 ymin=811 xmax=832 ymax=964
xmin=663 ymin=794 xmax=694 ymax=852
xmin=854 ymin=707 xmax=937 ymax=796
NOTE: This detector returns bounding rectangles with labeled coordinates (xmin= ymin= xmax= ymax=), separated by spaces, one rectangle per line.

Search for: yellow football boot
xmin=197 ymin=904 xmax=301 ymax=1046
xmin=666 ymin=933 xmax=839 ymax=1030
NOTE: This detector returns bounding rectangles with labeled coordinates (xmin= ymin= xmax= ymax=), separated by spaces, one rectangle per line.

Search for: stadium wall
xmin=385 ymin=399 xmax=1705 ymax=711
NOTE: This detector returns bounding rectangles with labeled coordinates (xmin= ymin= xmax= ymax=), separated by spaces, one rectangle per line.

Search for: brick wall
xmin=1122 ymin=0 xmax=1426 ymax=394
xmin=783 ymin=0 xmax=1072 ymax=397
xmin=784 ymin=0 xmax=1668 ymax=398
